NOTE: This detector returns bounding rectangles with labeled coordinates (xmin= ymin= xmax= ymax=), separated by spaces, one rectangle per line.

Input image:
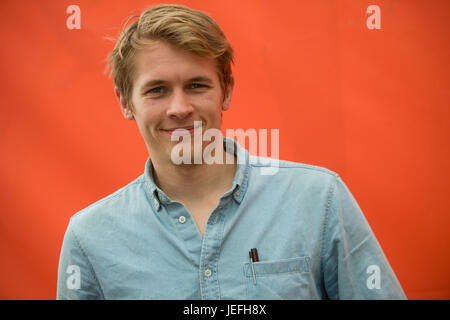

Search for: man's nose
xmin=166 ymin=89 xmax=194 ymax=120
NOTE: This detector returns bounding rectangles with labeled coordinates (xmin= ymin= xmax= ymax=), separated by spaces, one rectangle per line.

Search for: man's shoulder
xmin=278 ymin=159 xmax=338 ymax=176
xmin=69 ymin=174 xmax=147 ymax=226
xmin=249 ymin=155 xmax=340 ymax=181
xmin=246 ymin=156 xmax=344 ymax=206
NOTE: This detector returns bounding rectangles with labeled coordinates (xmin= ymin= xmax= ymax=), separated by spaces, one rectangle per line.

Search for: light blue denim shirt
xmin=57 ymin=137 xmax=406 ymax=300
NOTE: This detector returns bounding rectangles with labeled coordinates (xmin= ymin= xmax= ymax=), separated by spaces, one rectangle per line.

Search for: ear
xmin=115 ymin=87 xmax=135 ymax=120
xmin=222 ymin=75 xmax=235 ymax=111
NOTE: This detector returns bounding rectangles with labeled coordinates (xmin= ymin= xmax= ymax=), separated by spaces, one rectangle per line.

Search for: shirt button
xmin=178 ymin=216 xmax=186 ymax=224
xmin=204 ymin=269 xmax=212 ymax=278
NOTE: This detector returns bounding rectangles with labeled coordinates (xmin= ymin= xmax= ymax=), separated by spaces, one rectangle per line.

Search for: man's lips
xmin=161 ymin=125 xmax=201 ymax=136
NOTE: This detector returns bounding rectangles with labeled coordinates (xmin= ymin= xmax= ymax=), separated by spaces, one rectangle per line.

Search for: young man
xmin=57 ymin=4 xmax=406 ymax=299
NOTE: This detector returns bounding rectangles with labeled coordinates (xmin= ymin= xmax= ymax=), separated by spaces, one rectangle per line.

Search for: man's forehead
xmin=135 ymin=42 xmax=214 ymax=70
xmin=133 ymin=43 xmax=219 ymax=86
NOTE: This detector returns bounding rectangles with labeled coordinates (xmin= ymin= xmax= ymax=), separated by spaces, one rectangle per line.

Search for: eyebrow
xmin=140 ymin=76 xmax=214 ymax=93
xmin=188 ymin=76 xmax=214 ymax=85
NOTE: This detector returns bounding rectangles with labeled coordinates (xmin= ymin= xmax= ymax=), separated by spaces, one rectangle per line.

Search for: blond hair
xmin=106 ymin=4 xmax=234 ymax=107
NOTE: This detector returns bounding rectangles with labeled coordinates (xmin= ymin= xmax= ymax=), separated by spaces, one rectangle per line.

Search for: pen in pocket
xmin=249 ymin=248 xmax=259 ymax=285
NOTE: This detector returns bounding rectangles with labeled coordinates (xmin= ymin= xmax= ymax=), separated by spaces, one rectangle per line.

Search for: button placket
xmin=199 ymin=208 xmax=225 ymax=300
xmin=167 ymin=204 xmax=206 ymax=269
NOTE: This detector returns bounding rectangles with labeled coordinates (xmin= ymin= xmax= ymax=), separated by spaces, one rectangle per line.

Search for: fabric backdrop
xmin=0 ymin=0 xmax=449 ymax=299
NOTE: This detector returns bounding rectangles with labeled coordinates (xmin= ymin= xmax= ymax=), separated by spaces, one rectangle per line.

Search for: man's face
xmin=117 ymin=41 xmax=233 ymax=164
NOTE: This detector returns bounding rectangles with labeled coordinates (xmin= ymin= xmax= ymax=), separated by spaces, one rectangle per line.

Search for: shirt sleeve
xmin=321 ymin=175 xmax=407 ymax=300
xmin=57 ymin=219 xmax=104 ymax=300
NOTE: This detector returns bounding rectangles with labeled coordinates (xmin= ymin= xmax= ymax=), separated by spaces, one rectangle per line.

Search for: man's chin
xmin=164 ymin=140 xmax=209 ymax=166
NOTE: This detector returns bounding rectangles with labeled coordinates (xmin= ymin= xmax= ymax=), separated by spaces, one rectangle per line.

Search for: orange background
xmin=1 ymin=0 xmax=449 ymax=299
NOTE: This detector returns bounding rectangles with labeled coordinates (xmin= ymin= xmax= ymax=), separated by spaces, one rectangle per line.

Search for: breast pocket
xmin=243 ymin=256 xmax=312 ymax=299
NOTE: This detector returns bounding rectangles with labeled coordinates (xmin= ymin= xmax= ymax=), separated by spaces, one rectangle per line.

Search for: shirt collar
xmin=144 ymin=136 xmax=250 ymax=212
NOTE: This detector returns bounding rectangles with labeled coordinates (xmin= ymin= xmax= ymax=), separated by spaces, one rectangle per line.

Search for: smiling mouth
xmin=161 ymin=123 xmax=203 ymax=136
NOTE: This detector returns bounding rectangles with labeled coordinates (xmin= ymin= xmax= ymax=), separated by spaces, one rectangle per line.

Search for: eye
xmin=188 ymin=83 xmax=207 ymax=89
xmin=147 ymin=86 xmax=164 ymax=94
